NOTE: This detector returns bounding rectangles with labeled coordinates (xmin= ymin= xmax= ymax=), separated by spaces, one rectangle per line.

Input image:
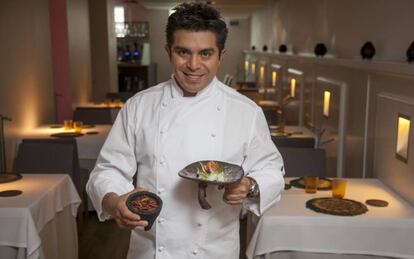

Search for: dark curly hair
xmin=166 ymin=2 xmax=228 ymax=52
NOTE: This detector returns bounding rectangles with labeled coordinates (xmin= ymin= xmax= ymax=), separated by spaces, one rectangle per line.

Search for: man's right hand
xmin=102 ymin=188 xmax=149 ymax=230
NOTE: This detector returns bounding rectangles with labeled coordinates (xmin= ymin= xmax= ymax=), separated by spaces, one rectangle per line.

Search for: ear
xmin=165 ymin=44 xmax=172 ymax=59
xmin=219 ymin=48 xmax=227 ymax=62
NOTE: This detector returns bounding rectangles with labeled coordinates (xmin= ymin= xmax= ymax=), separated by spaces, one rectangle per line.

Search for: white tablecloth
xmin=246 ymin=178 xmax=414 ymax=259
xmin=0 ymin=174 xmax=81 ymax=259
xmin=18 ymin=124 xmax=111 ymax=160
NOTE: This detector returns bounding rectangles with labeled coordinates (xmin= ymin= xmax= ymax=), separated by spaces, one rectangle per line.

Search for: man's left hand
xmin=223 ymin=177 xmax=251 ymax=205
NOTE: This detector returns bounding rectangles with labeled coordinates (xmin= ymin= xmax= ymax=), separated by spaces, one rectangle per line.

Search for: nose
xmin=187 ymin=54 xmax=201 ymax=71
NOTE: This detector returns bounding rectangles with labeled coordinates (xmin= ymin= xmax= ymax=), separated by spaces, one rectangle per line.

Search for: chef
xmin=86 ymin=2 xmax=284 ymax=259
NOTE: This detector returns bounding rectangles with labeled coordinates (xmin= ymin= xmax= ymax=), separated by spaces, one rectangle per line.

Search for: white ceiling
xmin=137 ymin=0 xmax=267 ymax=19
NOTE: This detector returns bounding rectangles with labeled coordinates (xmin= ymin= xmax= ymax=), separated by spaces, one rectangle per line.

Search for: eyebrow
xmin=173 ymin=46 xmax=216 ymax=54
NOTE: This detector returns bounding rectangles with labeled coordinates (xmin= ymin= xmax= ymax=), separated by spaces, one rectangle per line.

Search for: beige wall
xmin=67 ymin=0 xmax=93 ymax=108
xmin=251 ymin=0 xmax=414 ymax=60
xmin=0 ymin=0 xmax=55 ymax=169
xmin=89 ymin=0 xmax=118 ymax=102
xmin=218 ymin=18 xmax=251 ymax=85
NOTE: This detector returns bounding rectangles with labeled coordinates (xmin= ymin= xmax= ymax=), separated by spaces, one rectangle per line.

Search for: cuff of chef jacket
xmin=89 ymin=180 xmax=134 ymax=221
xmin=243 ymin=173 xmax=284 ymax=216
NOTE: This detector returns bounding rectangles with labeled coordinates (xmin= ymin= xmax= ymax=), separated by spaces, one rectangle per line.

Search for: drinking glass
xmin=304 ymin=176 xmax=319 ymax=194
xmin=73 ymin=121 xmax=83 ymax=133
xmin=63 ymin=120 xmax=73 ymax=130
xmin=332 ymin=179 xmax=347 ymax=199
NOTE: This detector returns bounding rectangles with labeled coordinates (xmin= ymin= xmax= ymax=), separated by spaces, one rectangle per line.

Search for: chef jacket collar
xmin=169 ymin=75 xmax=218 ymax=99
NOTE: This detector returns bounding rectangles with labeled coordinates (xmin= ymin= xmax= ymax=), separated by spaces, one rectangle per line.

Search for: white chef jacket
xmin=87 ymin=76 xmax=285 ymax=259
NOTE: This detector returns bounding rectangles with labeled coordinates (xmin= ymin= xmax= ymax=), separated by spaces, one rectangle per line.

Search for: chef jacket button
xmin=216 ymin=106 xmax=221 ymax=111
xmin=211 ymin=133 xmax=216 ymax=138
xmin=197 ymin=222 xmax=202 ymax=227
xmin=160 ymin=129 xmax=166 ymax=134
xmin=160 ymin=159 xmax=166 ymax=165
xmin=158 ymin=246 xmax=164 ymax=252
xmin=157 ymin=188 xmax=164 ymax=195
xmin=162 ymin=102 xmax=167 ymax=107
xmin=158 ymin=217 xmax=165 ymax=224
xmin=192 ymin=249 xmax=199 ymax=255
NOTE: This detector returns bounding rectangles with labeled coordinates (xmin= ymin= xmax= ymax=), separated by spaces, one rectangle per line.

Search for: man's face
xmin=166 ymin=29 xmax=226 ymax=96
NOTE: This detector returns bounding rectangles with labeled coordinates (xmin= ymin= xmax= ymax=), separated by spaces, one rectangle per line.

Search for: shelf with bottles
xmin=115 ymin=22 xmax=149 ymax=39
xmin=117 ymin=40 xmax=145 ymax=64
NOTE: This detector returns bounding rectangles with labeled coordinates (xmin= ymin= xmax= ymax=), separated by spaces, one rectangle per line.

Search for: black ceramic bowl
xmin=126 ymin=191 xmax=163 ymax=231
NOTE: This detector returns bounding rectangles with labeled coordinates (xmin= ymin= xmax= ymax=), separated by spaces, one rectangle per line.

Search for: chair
xmin=223 ymin=74 xmax=234 ymax=86
xmin=272 ymin=136 xmax=315 ymax=148
xmin=278 ymin=147 xmax=326 ymax=177
xmin=14 ymin=138 xmax=89 ymax=220
xmin=73 ymin=107 xmax=118 ymax=124
xmin=106 ymin=92 xmax=134 ymax=103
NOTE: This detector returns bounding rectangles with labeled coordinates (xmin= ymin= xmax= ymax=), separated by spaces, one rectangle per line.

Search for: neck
xmin=181 ymin=88 xmax=197 ymax=97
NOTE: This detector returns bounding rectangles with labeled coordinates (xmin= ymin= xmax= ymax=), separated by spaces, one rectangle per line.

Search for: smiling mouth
xmin=183 ymin=72 xmax=204 ymax=81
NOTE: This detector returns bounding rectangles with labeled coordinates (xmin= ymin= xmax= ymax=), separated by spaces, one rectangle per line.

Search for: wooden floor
xmin=78 ymin=212 xmax=248 ymax=259
xmin=78 ymin=213 xmax=130 ymax=259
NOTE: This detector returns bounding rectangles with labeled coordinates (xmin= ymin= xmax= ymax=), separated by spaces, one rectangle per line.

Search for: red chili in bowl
xmin=131 ymin=195 xmax=158 ymax=213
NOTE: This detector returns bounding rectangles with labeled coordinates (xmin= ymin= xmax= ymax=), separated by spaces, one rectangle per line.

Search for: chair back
xmin=73 ymin=107 xmax=118 ymax=124
xmin=14 ymin=138 xmax=81 ymax=192
xmin=106 ymin=92 xmax=134 ymax=103
xmin=278 ymin=147 xmax=326 ymax=177
xmin=272 ymin=136 xmax=315 ymax=148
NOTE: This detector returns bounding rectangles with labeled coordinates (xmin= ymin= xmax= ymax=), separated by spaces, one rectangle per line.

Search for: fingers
xmin=223 ymin=193 xmax=246 ymax=204
xmin=223 ymin=177 xmax=251 ymax=205
xmin=116 ymin=218 xmax=148 ymax=230
xmin=113 ymin=187 xmax=150 ymax=230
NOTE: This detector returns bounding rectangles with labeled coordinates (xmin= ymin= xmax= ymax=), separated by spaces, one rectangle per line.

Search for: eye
xmin=200 ymin=50 xmax=213 ymax=58
xmin=176 ymin=49 xmax=188 ymax=57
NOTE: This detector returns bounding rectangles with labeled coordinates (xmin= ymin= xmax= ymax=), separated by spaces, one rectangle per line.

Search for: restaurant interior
xmin=1 ymin=0 xmax=414 ymax=258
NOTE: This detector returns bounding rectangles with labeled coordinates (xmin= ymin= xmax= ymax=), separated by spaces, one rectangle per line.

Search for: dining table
xmin=246 ymin=178 xmax=414 ymax=259
xmin=17 ymin=124 xmax=111 ymax=168
xmin=0 ymin=174 xmax=81 ymax=259
xmin=16 ymin=124 xmax=112 ymax=210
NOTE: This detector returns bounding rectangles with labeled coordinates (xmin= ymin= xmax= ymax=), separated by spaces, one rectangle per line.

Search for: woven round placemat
xmin=0 ymin=190 xmax=23 ymax=197
xmin=290 ymin=177 xmax=332 ymax=190
xmin=0 ymin=173 xmax=22 ymax=184
xmin=306 ymin=197 xmax=368 ymax=216
xmin=366 ymin=199 xmax=389 ymax=207
xmin=50 ymin=132 xmax=84 ymax=138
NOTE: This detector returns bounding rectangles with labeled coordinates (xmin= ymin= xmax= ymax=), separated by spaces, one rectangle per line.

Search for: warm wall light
xmin=323 ymin=91 xmax=331 ymax=117
xmin=396 ymin=114 xmax=411 ymax=163
xmin=272 ymin=71 xmax=277 ymax=87
xmin=260 ymin=66 xmax=265 ymax=82
xmin=244 ymin=61 xmax=249 ymax=74
xmin=251 ymin=63 xmax=256 ymax=75
xmin=290 ymin=78 xmax=296 ymax=97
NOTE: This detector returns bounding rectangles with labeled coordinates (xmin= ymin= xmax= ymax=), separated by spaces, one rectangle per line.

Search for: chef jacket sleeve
xmin=86 ymin=101 xmax=138 ymax=221
xmin=242 ymin=107 xmax=285 ymax=216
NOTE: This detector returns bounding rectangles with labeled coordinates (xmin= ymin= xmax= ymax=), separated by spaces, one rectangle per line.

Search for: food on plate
xmin=131 ymin=195 xmax=158 ymax=213
xmin=197 ymin=161 xmax=228 ymax=182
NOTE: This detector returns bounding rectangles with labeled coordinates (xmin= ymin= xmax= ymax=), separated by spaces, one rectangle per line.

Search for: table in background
xmin=246 ymin=178 xmax=414 ymax=259
xmin=0 ymin=174 xmax=81 ymax=259
xmin=18 ymin=125 xmax=111 ymax=210
xmin=18 ymin=124 xmax=111 ymax=168
xmin=271 ymin=126 xmax=315 ymax=148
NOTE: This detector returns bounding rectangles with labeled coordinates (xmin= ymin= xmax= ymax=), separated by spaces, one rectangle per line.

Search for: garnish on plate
xmin=197 ymin=161 xmax=228 ymax=182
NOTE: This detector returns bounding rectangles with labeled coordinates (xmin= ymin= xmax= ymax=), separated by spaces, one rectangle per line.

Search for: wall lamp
xmin=323 ymin=91 xmax=331 ymax=117
xmin=396 ymin=113 xmax=411 ymax=163
xmin=290 ymin=78 xmax=296 ymax=98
